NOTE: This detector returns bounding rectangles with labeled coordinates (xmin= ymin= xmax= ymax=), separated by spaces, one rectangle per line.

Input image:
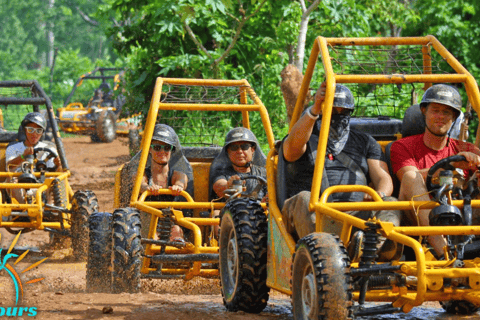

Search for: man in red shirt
xmin=391 ymin=84 xmax=480 ymax=256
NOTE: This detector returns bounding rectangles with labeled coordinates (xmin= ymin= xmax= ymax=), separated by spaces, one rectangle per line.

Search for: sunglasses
xmin=332 ymin=108 xmax=352 ymax=116
xmin=25 ymin=127 xmax=44 ymax=134
xmin=228 ymin=143 xmax=252 ymax=151
xmin=150 ymin=144 xmax=173 ymax=152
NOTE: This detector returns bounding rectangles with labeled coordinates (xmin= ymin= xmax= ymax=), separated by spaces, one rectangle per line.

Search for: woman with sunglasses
xmin=139 ymin=124 xmax=190 ymax=242
xmin=5 ymin=112 xmax=61 ymax=172
xmin=211 ymin=127 xmax=266 ymax=200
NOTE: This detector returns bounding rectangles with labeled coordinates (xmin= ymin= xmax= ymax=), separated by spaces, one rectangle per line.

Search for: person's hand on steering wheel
xmin=23 ymin=146 xmax=34 ymax=158
xmin=452 ymin=151 xmax=480 ymax=171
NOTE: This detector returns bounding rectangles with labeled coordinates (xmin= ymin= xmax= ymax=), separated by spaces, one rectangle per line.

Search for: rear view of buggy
xmin=85 ymin=78 xmax=275 ymax=293
xmin=217 ymin=36 xmax=480 ymax=319
xmin=56 ymin=67 xmax=142 ymax=145
xmin=0 ymin=80 xmax=99 ymax=260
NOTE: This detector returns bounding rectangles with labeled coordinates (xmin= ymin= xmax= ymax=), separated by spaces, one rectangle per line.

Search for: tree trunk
xmin=294 ymin=0 xmax=321 ymax=72
xmin=47 ymin=0 xmax=55 ymax=68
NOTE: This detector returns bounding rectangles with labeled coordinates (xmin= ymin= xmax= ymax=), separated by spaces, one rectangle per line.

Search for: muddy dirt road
xmin=0 ymin=136 xmax=476 ymax=319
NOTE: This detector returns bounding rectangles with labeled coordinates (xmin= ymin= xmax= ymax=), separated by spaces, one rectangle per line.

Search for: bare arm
xmin=170 ymin=171 xmax=188 ymax=196
xmin=366 ymin=159 xmax=393 ymax=199
xmin=6 ymin=146 xmax=34 ymax=172
xmin=212 ymin=175 xmax=240 ymax=198
xmin=283 ymin=82 xmax=326 ymax=162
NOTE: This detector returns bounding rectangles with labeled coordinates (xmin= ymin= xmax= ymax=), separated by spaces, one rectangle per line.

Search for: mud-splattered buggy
xmin=56 ymin=67 xmax=142 ymax=144
xmin=0 ymin=80 xmax=99 ymax=260
xmin=218 ymin=35 xmax=480 ymax=319
xmin=85 ymin=78 xmax=275 ymax=293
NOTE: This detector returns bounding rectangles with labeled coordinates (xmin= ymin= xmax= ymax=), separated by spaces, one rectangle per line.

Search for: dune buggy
xmin=217 ymin=35 xmax=480 ymax=319
xmin=57 ymin=67 xmax=142 ymax=144
xmin=0 ymin=80 xmax=99 ymax=260
xmin=85 ymin=78 xmax=275 ymax=293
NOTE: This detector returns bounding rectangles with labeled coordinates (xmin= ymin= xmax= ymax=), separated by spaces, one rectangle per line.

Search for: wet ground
xmin=0 ymin=136 xmax=479 ymax=319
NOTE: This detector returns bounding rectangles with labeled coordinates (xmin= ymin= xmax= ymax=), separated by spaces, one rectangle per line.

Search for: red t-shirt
xmin=390 ymin=134 xmax=479 ymax=175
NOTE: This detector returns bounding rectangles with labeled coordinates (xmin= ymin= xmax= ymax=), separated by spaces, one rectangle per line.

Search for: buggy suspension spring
xmin=358 ymin=222 xmax=381 ymax=305
xmin=52 ymin=178 xmax=66 ymax=207
xmin=360 ymin=222 xmax=380 ymax=267
xmin=157 ymin=209 xmax=174 ymax=242
xmin=367 ymin=274 xmax=398 ymax=289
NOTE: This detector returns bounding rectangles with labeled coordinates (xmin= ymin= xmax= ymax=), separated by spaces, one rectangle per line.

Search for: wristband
xmin=378 ymin=191 xmax=386 ymax=199
xmin=20 ymin=154 xmax=24 ymax=160
xmin=306 ymin=107 xmax=319 ymax=120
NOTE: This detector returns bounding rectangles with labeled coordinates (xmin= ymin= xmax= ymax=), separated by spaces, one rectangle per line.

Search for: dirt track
xmin=0 ymin=136 xmax=293 ymax=320
xmin=0 ymin=136 xmax=474 ymax=319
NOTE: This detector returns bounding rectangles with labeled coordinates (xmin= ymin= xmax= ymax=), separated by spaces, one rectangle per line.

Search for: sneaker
xmin=347 ymin=231 xmax=364 ymax=263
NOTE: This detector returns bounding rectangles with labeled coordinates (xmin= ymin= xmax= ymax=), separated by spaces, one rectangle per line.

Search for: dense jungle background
xmin=1 ymin=0 xmax=479 ymax=143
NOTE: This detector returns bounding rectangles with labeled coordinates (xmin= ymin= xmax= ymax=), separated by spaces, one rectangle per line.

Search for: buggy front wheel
xmin=292 ymin=233 xmax=353 ymax=320
xmin=219 ymin=198 xmax=269 ymax=313
xmin=71 ymin=190 xmax=99 ymax=261
xmin=112 ymin=207 xmax=142 ymax=293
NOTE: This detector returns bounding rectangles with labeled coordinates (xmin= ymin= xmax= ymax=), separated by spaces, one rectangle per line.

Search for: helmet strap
xmin=425 ymin=122 xmax=448 ymax=138
xmin=233 ymin=161 xmax=252 ymax=170
xmin=152 ymin=158 xmax=168 ymax=166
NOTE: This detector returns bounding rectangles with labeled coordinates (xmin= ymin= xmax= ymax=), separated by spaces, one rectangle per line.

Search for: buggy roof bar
xmin=0 ymin=79 xmax=69 ymax=170
xmin=63 ymin=67 xmax=124 ymax=107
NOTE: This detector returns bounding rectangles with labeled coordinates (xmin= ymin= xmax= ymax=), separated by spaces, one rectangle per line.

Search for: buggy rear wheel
xmin=112 ymin=207 xmax=142 ymax=293
xmin=71 ymin=190 xmax=98 ymax=261
xmin=86 ymin=211 xmax=113 ymax=293
xmin=96 ymin=110 xmax=116 ymax=143
xmin=292 ymin=233 xmax=353 ymax=320
xmin=219 ymin=198 xmax=269 ymax=313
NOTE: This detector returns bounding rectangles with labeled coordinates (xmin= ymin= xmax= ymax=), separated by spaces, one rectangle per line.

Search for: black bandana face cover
xmin=317 ymin=113 xmax=351 ymax=156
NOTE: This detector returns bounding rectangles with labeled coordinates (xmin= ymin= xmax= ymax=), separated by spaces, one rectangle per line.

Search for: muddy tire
xmin=71 ymin=190 xmax=99 ymax=261
xmin=128 ymin=129 xmax=140 ymax=156
xmin=96 ymin=110 xmax=117 ymax=143
xmin=441 ymin=300 xmax=480 ymax=315
xmin=86 ymin=211 xmax=113 ymax=293
xmin=292 ymin=233 xmax=353 ymax=320
xmin=219 ymin=198 xmax=269 ymax=313
xmin=112 ymin=207 xmax=142 ymax=293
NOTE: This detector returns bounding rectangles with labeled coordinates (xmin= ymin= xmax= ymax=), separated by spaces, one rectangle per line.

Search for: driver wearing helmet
xmin=5 ymin=112 xmax=61 ymax=172
xmin=139 ymin=124 xmax=191 ymax=242
xmin=211 ymin=127 xmax=267 ymax=200
xmin=390 ymin=84 xmax=480 ymax=256
xmin=281 ymin=82 xmax=401 ymax=262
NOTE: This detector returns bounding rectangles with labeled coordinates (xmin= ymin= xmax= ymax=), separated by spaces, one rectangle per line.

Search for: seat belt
xmin=309 ymin=134 xmax=368 ymax=201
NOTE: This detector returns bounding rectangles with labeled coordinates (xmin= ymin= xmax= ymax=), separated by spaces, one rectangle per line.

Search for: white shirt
xmin=5 ymin=141 xmax=57 ymax=170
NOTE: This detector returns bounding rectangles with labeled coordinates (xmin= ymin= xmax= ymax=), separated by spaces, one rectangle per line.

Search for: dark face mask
xmin=329 ymin=114 xmax=350 ymax=139
xmin=317 ymin=113 xmax=351 ymax=156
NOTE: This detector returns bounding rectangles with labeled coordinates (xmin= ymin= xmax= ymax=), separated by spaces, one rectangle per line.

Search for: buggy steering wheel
xmin=426 ymin=154 xmax=467 ymax=193
xmin=33 ymin=146 xmax=59 ymax=172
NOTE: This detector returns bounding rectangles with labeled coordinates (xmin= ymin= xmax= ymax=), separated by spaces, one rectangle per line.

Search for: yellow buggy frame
xmin=85 ymin=78 xmax=274 ymax=293
xmin=218 ymin=36 xmax=480 ymax=318
xmin=0 ymin=80 xmax=99 ymax=260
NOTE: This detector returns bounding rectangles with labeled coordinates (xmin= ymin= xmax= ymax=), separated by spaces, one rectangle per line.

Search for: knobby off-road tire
xmin=112 ymin=207 xmax=142 ymax=293
xmin=86 ymin=211 xmax=113 ymax=293
xmin=219 ymin=198 xmax=269 ymax=313
xmin=96 ymin=110 xmax=117 ymax=143
xmin=292 ymin=233 xmax=353 ymax=320
xmin=441 ymin=300 xmax=480 ymax=315
xmin=71 ymin=190 xmax=99 ymax=261
xmin=128 ymin=129 xmax=140 ymax=157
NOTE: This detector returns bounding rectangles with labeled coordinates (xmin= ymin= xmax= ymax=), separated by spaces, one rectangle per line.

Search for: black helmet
xmin=152 ymin=124 xmax=177 ymax=152
xmin=420 ymin=84 xmax=462 ymax=115
xmin=224 ymin=127 xmax=257 ymax=148
xmin=333 ymin=84 xmax=355 ymax=110
xmin=22 ymin=112 xmax=46 ymax=130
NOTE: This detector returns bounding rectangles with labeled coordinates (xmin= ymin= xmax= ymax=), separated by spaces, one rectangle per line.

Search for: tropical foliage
xmin=1 ymin=0 xmax=479 ymax=142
